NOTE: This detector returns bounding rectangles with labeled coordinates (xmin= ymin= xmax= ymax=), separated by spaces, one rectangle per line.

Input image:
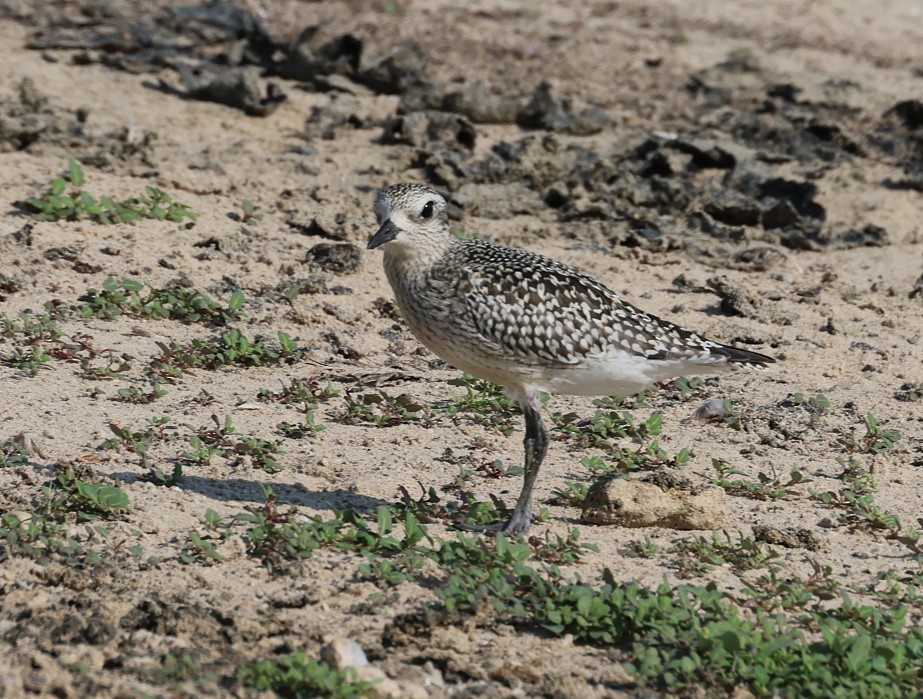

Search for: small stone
xmin=355 ymin=666 xmax=402 ymax=698
xmin=761 ymin=200 xmax=800 ymax=229
xmin=305 ymin=243 xmax=361 ymax=274
xmin=517 ymin=81 xmax=612 ymax=135
xmin=693 ymin=397 xmax=728 ymax=422
xmin=321 ymin=637 xmax=368 ymax=670
xmin=752 ymin=524 xmax=824 ymax=551
xmin=581 ymin=475 xmax=727 ymax=529
xmin=397 ymin=681 xmax=429 ymax=699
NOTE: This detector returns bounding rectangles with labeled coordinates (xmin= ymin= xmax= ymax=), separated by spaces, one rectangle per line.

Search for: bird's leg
xmin=454 ymin=403 xmax=548 ymax=537
xmin=500 ymin=404 xmax=548 ymax=536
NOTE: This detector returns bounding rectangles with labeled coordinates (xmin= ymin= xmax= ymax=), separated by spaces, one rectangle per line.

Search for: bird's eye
xmin=420 ymin=201 xmax=435 ymax=220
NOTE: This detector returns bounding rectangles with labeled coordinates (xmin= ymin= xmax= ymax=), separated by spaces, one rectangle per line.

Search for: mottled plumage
xmin=369 ymin=182 xmax=774 ymax=535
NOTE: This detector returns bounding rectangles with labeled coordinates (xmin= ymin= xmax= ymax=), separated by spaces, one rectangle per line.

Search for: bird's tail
xmin=710 ymin=344 xmax=776 ymax=365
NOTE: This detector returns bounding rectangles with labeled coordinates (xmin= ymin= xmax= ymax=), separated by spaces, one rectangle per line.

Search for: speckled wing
xmin=458 ymin=241 xmax=718 ymax=365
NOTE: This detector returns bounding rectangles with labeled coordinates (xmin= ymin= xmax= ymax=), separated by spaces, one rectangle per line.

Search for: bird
xmin=368 ymin=182 xmax=774 ymax=536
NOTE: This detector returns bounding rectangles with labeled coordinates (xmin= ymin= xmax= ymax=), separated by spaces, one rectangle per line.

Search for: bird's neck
xmin=382 ymin=232 xmax=457 ymax=279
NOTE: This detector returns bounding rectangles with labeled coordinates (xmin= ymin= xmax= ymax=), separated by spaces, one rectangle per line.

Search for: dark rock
xmin=752 ymin=525 xmax=823 ymax=551
xmin=837 ymin=224 xmax=889 ymax=247
xmin=707 ymin=275 xmax=762 ymax=317
xmin=0 ymin=273 xmax=22 ymax=301
xmin=44 ymin=246 xmax=81 ymax=262
xmin=30 ymin=1 xmax=283 ymax=77
xmin=422 ymin=149 xmax=475 ymax=190
xmin=289 ymin=215 xmax=348 ymax=242
xmin=73 ymin=261 xmax=103 ymax=274
xmin=671 ymin=137 xmax=741 ymax=169
xmin=517 ymin=81 xmax=612 ymax=135
xmin=452 ymin=183 xmax=543 ymax=219
xmin=398 ymin=77 xmax=521 ymax=123
xmin=756 ymin=178 xmax=825 ymax=221
xmin=276 ymin=29 xmax=361 ymax=82
xmin=474 ymin=134 xmax=569 ymax=189
xmin=172 ymin=65 xmax=286 ymax=117
xmin=639 ymin=149 xmax=693 ymax=178
xmin=761 ymin=200 xmax=800 ymax=229
xmin=305 ymin=243 xmax=361 ymax=274
xmin=703 ymin=191 xmax=761 ymax=226
xmin=439 ymin=80 xmax=520 ymax=123
xmin=356 ymin=41 xmax=426 ymax=94
xmin=886 ymin=99 xmax=923 ymax=129
xmin=306 ymin=94 xmax=364 ymax=139
xmin=381 ymin=111 xmax=476 ymax=153
xmin=910 ymin=273 xmax=923 ymax=300
xmin=0 ymin=77 xmax=86 ymax=153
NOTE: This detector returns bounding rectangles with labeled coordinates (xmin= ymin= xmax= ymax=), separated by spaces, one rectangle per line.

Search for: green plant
xmin=357 ymin=553 xmax=424 ymax=589
xmin=148 ymin=651 xmax=215 ymax=687
xmin=181 ymin=436 xmax=223 ymax=466
xmin=711 ymin=459 xmax=810 ymax=500
xmin=668 ymin=532 xmax=779 ymax=578
xmin=0 ymin=512 xmax=94 ymax=565
xmin=623 ymin=536 xmax=660 ymax=558
xmin=116 ymin=381 xmax=167 ymax=404
xmin=550 ymin=481 xmax=589 ymax=507
xmin=258 ymin=377 xmax=340 ymax=407
xmin=0 ymin=436 xmax=32 ymax=468
xmin=0 ymin=309 xmax=63 ymax=376
xmin=153 ymin=329 xmax=299 ymax=373
xmin=230 ymin=492 xmax=427 ymax=575
xmin=276 ymin=411 xmax=326 ymax=438
xmin=101 ymin=416 xmax=177 ymax=459
xmin=180 ymin=530 xmax=224 ymax=565
xmin=238 ymin=654 xmax=376 ymax=698
xmin=554 ymin=407 xmax=664 ymax=448
xmin=0 ymin=344 xmax=52 ymax=376
xmin=335 ymin=390 xmax=430 ymax=427
xmin=784 ymin=392 xmax=831 ymax=414
xmin=237 ymin=198 xmax=262 ymax=223
xmin=529 ymin=528 xmax=599 ymax=564
xmin=78 ymin=277 xmax=244 ymax=325
xmin=42 ymin=469 xmax=130 ymax=522
xmin=839 ymin=413 xmax=902 ymax=454
xmin=812 ymin=458 xmax=902 ymax=533
xmin=25 ymin=160 xmax=196 ymax=224
xmin=427 ymin=537 xmax=923 ymax=698
xmin=443 ymin=373 xmax=520 ymax=435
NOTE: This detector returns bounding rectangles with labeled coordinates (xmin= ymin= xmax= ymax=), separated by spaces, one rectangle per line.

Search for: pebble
xmin=321 ymin=637 xmax=368 ymax=669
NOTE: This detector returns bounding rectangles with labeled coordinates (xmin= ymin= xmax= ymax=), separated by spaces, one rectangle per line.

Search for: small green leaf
xmin=68 ymin=159 xmax=85 ymax=187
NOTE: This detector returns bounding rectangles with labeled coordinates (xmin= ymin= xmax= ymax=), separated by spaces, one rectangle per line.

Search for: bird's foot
xmin=454 ymin=510 xmax=532 ymax=537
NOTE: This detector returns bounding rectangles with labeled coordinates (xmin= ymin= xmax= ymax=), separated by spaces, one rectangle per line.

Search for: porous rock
xmin=581 ymin=474 xmax=727 ymax=529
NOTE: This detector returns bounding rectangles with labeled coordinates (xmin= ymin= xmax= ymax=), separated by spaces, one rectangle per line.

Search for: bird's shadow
xmin=106 ymin=470 xmax=386 ymax=513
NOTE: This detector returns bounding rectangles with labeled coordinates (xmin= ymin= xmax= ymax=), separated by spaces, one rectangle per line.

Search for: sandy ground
xmin=0 ymin=1 xmax=922 ymax=697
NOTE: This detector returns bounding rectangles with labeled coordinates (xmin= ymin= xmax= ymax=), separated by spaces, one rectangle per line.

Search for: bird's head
xmin=368 ymin=183 xmax=452 ymax=257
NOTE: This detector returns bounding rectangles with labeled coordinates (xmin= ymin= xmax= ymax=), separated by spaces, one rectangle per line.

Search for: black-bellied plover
xmin=368 ymin=183 xmax=774 ymax=535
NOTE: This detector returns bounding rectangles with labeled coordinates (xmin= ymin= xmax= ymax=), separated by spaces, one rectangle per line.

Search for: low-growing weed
xmin=238 ymin=654 xmax=376 ymax=698
xmin=334 ymin=390 xmax=430 ymax=427
xmin=78 ymin=277 xmax=244 ymax=325
xmin=838 ymin=412 xmax=902 ymax=454
xmin=25 ymin=159 xmax=196 ymax=224
xmin=442 ymin=373 xmax=520 ymax=435
xmin=42 ymin=469 xmax=130 ymax=522
xmin=530 ymin=528 xmax=599 ymax=564
xmin=711 ymin=459 xmax=810 ymax=500
xmin=668 ymin=531 xmax=779 ymax=577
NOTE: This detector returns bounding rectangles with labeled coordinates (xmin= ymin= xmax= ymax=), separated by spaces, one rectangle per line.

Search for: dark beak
xmin=368 ymin=219 xmax=399 ymax=249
